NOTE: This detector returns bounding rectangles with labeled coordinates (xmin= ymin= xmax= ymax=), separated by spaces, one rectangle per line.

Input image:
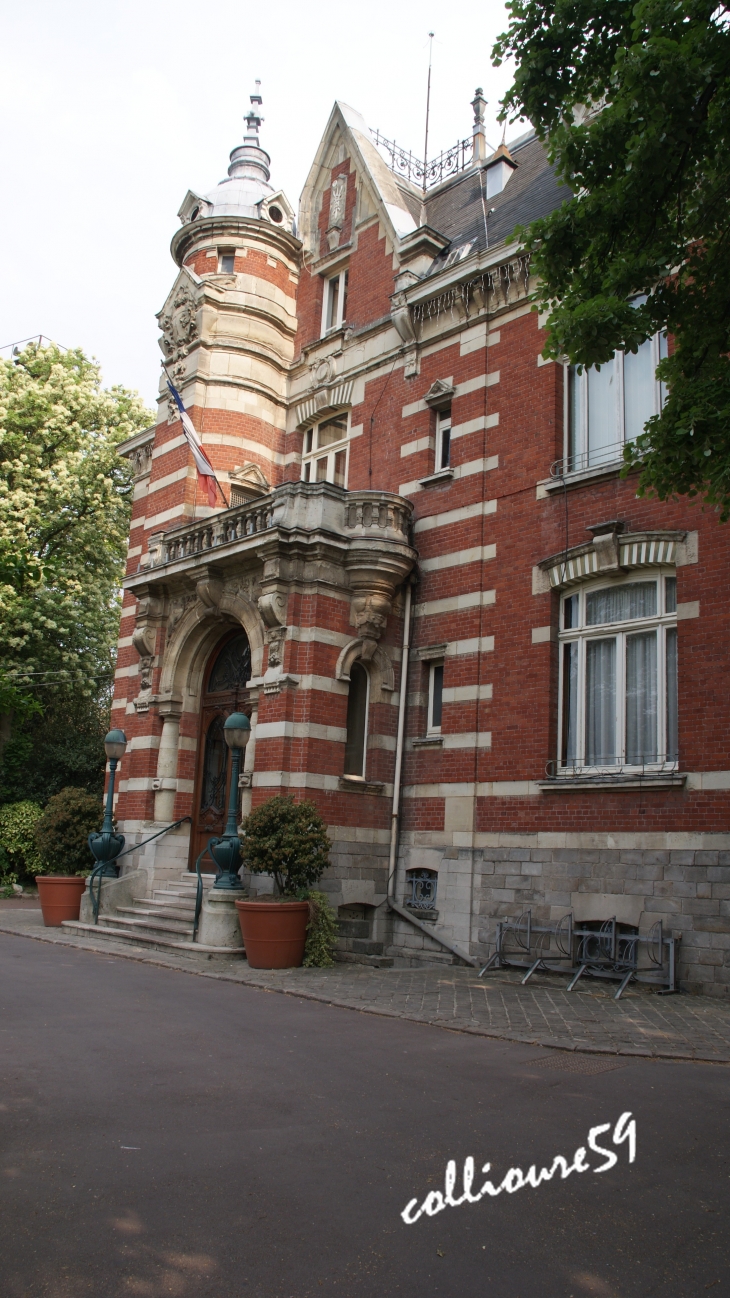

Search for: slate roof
xmin=422 ymin=133 xmax=569 ymax=274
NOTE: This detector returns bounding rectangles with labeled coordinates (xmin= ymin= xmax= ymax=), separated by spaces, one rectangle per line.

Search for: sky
xmin=1 ymin=0 xmax=518 ymax=408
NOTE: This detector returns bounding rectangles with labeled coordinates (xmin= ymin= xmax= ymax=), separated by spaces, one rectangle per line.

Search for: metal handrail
xmin=89 ymin=815 xmax=191 ymax=924
xmin=192 ymin=847 xmax=217 ymax=940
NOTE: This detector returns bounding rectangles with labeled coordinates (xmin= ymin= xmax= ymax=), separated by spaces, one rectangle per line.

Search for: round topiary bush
xmin=241 ymin=795 xmax=331 ymax=897
xmin=33 ymin=787 xmax=103 ymax=876
xmin=0 ymin=801 xmax=43 ymax=878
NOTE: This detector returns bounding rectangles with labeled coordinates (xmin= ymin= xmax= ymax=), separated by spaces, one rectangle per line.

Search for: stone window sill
xmin=541 ymin=461 xmax=627 ymax=493
xmin=538 ymin=772 xmax=686 ymax=792
xmin=412 ymin=736 xmax=444 ymax=747
xmin=404 ymin=905 xmax=439 ymax=922
xmin=419 ymin=468 xmax=454 ymax=487
xmin=338 ymin=776 xmax=385 ymax=795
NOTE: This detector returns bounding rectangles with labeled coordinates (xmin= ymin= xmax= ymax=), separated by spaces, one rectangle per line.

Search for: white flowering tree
xmin=0 ymin=342 xmax=153 ymax=802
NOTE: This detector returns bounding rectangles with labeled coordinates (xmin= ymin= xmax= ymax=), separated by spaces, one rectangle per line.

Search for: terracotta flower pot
xmin=36 ymin=876 xmax=87 ymax=927
xmin=235 ymin=899 xmax=309 ymax=969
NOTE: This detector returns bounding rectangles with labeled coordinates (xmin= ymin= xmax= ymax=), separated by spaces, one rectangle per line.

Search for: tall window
xmin=301 ymin=414 xmax=349 ymax=487
xmin=344 ymin=661 xmax=369 ymax=776
xmin=427 ymin=661 xmax=444 ymax=735
xmin=322 ymin=268 xmax=348 ymax=333
xmin=436 ymin=408 xmax=451 ymax=471
xmin=559 ymin=574 xmax=678 ymax=772
xmin=566 ymin=331 xmax=668 ymax=473
xmin=219 ymin=250 xmax=235 ymax=273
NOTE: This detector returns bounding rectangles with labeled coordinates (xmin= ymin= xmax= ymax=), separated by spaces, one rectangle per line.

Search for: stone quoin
xmin=108 ymin=83 xmax=730 ymax=994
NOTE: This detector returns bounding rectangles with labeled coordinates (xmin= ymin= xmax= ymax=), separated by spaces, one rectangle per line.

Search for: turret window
xmin=302 ymin=414 xmax=349 ymax=488
xmin=219 ymin=250 xmax=235 ymax=273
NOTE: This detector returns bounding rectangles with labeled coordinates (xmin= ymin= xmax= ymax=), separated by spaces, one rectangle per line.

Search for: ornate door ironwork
xmin=189 ymin=630 xmax=252 ymax=870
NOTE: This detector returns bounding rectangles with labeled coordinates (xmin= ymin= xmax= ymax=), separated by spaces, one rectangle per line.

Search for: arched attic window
xmin=344 ymin=661 xmax=369 ymax=777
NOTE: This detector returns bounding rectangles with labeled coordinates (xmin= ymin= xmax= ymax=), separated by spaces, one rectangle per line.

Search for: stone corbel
xmin=195 ymin=565 xmax=224 ymax=611
xmin=132 ymin=586 xmax=165 ymax=711
xmin=258 ymin=589 xmax=289 ymax=676
xmin=351 ymin=591 xmax=392 ymax=660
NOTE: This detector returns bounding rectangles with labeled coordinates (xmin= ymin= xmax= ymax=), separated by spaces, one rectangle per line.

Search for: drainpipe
xmin=387 ymin=578 xmax=413 ymax=901
xmin=385 ymin=576 xmax=480 ymax=970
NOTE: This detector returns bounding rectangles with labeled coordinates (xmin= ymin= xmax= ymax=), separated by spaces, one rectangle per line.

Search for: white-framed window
xmin=321 ymin=268 xmax=348 ymax=334
xmin=344 ymin=660 xmax=369 ymax=777
xmin=427 ymin=661 xmax=444 ymax=735
xmin=565 ymin=327 xmax=668 ymax=474
xmin=301 ymin=413 xmax=349 ymax=487
xmin=219 ymin=249 xmax=235 ymax=273
xmin=558 ymin=572 xmax=678 ymax=773
xmin=436 ymin=408 xmax=451 ymax=471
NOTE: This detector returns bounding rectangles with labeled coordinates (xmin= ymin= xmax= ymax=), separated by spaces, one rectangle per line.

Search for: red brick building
xmin=109 ymin=87 xmax=730 ymax=993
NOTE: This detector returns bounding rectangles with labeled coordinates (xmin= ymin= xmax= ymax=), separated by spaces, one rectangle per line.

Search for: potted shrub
xmin=236 ymin=796 xmax=331 ymax=968
xmin=33 ymin=787 xmax=103 ymax=926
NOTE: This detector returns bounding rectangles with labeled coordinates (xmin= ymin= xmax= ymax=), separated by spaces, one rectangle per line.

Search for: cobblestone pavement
xmin=3 ymin=911 xmax=730 ymax=1062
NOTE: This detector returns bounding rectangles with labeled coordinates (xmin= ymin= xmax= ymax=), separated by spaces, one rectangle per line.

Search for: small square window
xmin=219 ymin=251 xmax=235 ymax=273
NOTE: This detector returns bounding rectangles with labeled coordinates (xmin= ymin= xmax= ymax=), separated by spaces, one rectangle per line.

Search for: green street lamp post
xmin=208 ymin=712 xmax=251 ymax=890
xmin=88 ymin=729 xmax=128 ymax=876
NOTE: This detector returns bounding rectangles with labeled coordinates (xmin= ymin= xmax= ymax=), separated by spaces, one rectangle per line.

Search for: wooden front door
xmin=189 ymin=630 xmax=253 ymax=870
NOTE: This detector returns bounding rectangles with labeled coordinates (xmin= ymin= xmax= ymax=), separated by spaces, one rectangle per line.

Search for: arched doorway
xmin=189 ymin=629 xmax=252 ymax=869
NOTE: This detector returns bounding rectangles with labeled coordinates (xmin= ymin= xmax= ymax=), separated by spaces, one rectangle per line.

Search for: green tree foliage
xmin=303 ymin=890 xmax=339 ymax=967
xmin=0 ymin=800 xmax=43 ymax=878
xmin=494 ymin=1 xmax=730 ymax=512
xmin=241 ymin=796 xmax=332 ymax=897
xmin=34 ymin=786 xmax=103 ymax=876
xmin=0 ymin=342 xmax=152 ymax=799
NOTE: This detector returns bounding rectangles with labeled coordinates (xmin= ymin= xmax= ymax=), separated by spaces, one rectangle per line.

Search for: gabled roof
xmin=299 ymin=100 xmax=569 ymax=274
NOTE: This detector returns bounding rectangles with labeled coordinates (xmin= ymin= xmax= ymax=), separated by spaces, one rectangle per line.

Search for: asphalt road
xmin=1 ymin=934 xmax=729 ymax=1298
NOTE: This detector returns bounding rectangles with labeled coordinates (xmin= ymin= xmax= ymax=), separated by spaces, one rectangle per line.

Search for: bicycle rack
xmin=479 ymin=910 xmax=678 ymax=999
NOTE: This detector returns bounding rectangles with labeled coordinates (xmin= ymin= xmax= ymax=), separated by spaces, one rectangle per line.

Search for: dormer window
xmin=322 ymin=268 xmax=348 ymax=334
xmin=268 ymin=205 xmax=283 ymax=224
xmin=485 ymin=146 xmax=517 ymax=199
xmin=219 ymin=251 xmax=235 ymax=274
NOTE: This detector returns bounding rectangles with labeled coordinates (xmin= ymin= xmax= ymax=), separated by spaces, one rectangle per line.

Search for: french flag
xmin=166 ymin=379 xmax=222 ymax=508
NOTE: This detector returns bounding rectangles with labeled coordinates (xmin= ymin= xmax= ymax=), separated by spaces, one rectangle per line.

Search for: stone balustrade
xmin=141 ymin=483 xmax=413 ymax=574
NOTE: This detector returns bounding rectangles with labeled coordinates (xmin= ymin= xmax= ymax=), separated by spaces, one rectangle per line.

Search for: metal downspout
xmin=387 ymin=579 xmax=413 ymax=901
xmin=384 ymin=578 xmax=478 ymax=968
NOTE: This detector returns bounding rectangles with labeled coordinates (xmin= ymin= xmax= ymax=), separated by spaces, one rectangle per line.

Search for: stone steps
xmin=61 ymin=871 xmax=244 ymax=958
xmin=61 ymin=920 xmax=244 ymax=957
xmin=106 ymin=911 xmax=194 ymax=938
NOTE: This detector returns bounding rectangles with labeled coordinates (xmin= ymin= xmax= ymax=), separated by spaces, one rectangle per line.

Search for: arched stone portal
xmin=189 ymin=629 xmax=253 ymax=869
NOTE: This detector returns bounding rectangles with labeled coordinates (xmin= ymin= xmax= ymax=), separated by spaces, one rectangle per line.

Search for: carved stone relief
xmin=159 ymin=282 xmax=199 ymax=391
xmin=351 ymin=592 xmax=391 ymax=660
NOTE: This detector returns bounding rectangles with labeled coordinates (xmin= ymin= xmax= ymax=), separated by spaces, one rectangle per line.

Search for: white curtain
xmin=626 ymin=631 xmax=658 ymax=764
xmin=624 ymin=338 xmax=656 ymax=443
xmin=586 ymin=638 xmax=617 ymax=764
xmin=587 ymin=361 xmax=618 ymax=466
xmin=562 ymin=641 xmax=579 ymax=766
xmin=666 ymin=627 xmax=678 ymax=761
xmin=586 ymin=581 xmax=657 ymax=626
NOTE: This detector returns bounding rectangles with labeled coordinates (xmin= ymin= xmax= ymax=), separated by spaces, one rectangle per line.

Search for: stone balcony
xmin=124 ymin=481 xmax=416 ymax=596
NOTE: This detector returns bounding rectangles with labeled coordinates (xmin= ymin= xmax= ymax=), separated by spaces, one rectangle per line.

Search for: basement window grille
xmin=406 ymin=869 xmax=438 ymax=911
